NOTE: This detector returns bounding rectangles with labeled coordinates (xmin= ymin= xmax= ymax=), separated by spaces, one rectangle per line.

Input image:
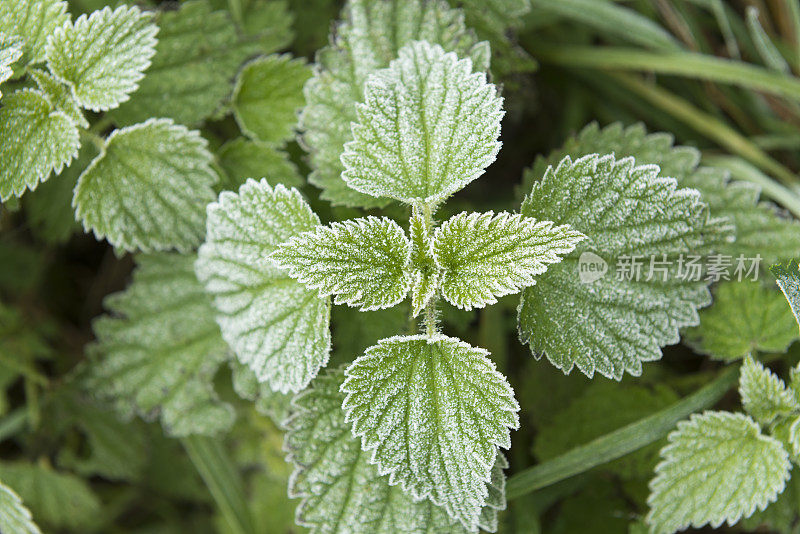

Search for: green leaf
xmin=232 ymin=0 xmax=294 ymax=54
xmin=525 ymin=122 xmax=800 ymax=265
xmin=232 ymin=54 xmax=310 ymax=145
xmin=684 ymin=281 xmax=800 ymax=360
xmin=301 ymin=0 xmax=490 ymax=208
xmin=534 ymin=381 xmax=678 ymax=479
xmin=772 ymin=260 xmax=800 ymax=331
xmin=342 ymin=40 xmax=503 ymax=205
xmin=0 ymin=462 xmax=101 ymax=531
xmin=110 ymin=0 xmax=289 ymax=126
xmin=88 ymin=253 xmax=235 ymax=437
xmin=45 ymin=5 xmax=158 ymax=111
xmin=196 ymin=179 xmax=331 ymax=393
xmin=0 ymin=481 xmax=40 ymax=534
xmin=434 ymin=211 xmax=584 ymax=310
xmin=739 ymin=356 xmax=799 ymax=426
xmin=0 ymin=89 xmax=79 ymax=201
xmin=272 ymin=217 xmax=412 ymax=311
xmin=29 ymin=68 xmax=87 ymax=128
xmin=646 ymin=411 xmax=791 ymax=533
xmin=286 ymin=368 xmax=505 ymax=533
xmin=0 ymin=0 xmax=69 ymax=66
xmin=216 ymin=138 xmax=302 ymax=192
xmin=0 ymin=40 xmax=21 ymax=97
xmin=519 ymin=154 xmax=729 ymax=380
xmin=342 ymin=334 xmax=519 ymax=530
xmin=73 ymin=118 xmax=219 ymax=252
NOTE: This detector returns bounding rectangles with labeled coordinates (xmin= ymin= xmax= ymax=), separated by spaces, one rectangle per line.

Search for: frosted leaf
xmin=73 ymin=118 xmax=218 ymax=253
xmin=232 ymin=54 xmax=311 ymax=145
xmin=341 ymin=334 xmax=519 ymax=530
xmin=0 ymin=462 xmax=101 ymax=531
xmin=684 ymin=281 xmax=799 ymax=361
xmin=0 ymin=481 xmax=40 ymax=534
xmin=342 ymin=40 xmax=503 ymax=205
xmin=196 ymin=179 xmax=331 ymax=393
xmin=646 ymin=411 xmax=791 ymax=533
xmin=408 ymin=207 xmax=439 ymax=317
xmin=45 ymin=5 xmax=158 ymax=111
xmin=301 ymin=0 xmax=490 ymax=208
xmin=434 ymin=211 xmax=584 ymax=310
xmin=216 ymin=138 xmax=302 ymax=192
xmin=271 ymin=217 xmax=411 ymax=311
xmin=285 ymin=368 xmax=505 ymax=533
xmin=518 ymin=154 xmax=730 ymax=380
xmin=0 ymin=39 xmax=21 ymax=97
xmin=0 ymin=89 xmax=79 ymax=200
xmin=772 ymin=260 xmax=800 ymax=331
xmin=739 ymin=356 xmax=799 ymax=425
xmin=87 ymin=253 xmax=235 ymax=437
xmin=29 ymin=68 xmax=87 ymax=128
xmin=110 ymin=0 xmax=291 ymax=127
xmin=524 ymin=122 xmax=800 ymax=265
xmin=0 ymin=0 xmax=69 ymax=66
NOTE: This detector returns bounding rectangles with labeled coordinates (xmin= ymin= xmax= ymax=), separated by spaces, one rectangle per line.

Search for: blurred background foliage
xmin=3 ymin=0 xmax=800 ymax=532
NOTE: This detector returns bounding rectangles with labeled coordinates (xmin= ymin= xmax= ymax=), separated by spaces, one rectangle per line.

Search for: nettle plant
xmin=2 ymin=0 xmax=800 ymax=533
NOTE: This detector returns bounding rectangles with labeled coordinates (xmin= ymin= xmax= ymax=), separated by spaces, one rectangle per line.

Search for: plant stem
xmin=182 ymin=435 xmax=255 ymax=534
xmin=419 ymin=203 xmax=438 ymax=337
xmin=505 ymin=364 xmax=739 ymax=500
xmin=79 ymin=129 xmax=106 ymax=152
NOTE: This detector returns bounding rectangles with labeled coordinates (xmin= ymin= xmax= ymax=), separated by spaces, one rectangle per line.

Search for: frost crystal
xmin=342 ymin=40 xmax=503 ymax=205
xmin=647 ymin=411 xmax=790 ymax=533
xmin=341 ymin=334 xmax=519 ymax=530
xmin=271 ymin=216 xmax=412 ymax=311
xmin=45 ymin=5 xmax=158 ymax=111
xmin=196 ymin=179 xmax=331 ymax=393
xmin=519 ymin=153 xmax=728 ymax=380
xmin=73 ymin=118 xmax=218 ymax=252
xmin=434 ymin=211 xmax=584 ymax=310
xmin=301 ymin=0 xmax=490 ymax=207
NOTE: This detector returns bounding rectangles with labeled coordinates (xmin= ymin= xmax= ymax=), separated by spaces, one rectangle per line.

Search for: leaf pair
xmin=270 ymin=209 xmax=584 ymax=314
